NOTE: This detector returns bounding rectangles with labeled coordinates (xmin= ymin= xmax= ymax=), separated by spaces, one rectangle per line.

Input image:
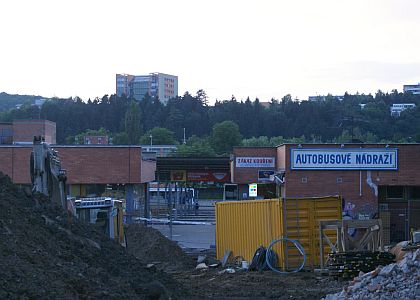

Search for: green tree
xmin=125 ymin=101 xmax=142 ymax=144
xmin=242 ymin=136 xmax=270 ymax=147
xmin=211 ymin=121 xmax=242 ymax=155
xmin=140 ymin=127 xmax=177 ymax=145
xmin=173 ymin=136 xmax=215 ymax=157
xmin=111 ymin=132 xmax=130 ymax=145
xmin=196 ymin=89 xmax=209 ymax=106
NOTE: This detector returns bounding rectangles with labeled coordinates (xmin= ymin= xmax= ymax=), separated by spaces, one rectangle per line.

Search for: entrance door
xmin=379 ymin=186 xmax=420 ymax=244
xmin=387 ymin=201 xmax=408 ymax=242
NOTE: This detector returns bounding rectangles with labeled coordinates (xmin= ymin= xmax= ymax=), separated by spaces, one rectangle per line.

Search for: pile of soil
xmin=0 ymin=172 xmax=190 ymax=299
xmin=0 ymin=171 xmax=349 ymax=299
xmin=126 ymin=224 xmax=195 ymax=273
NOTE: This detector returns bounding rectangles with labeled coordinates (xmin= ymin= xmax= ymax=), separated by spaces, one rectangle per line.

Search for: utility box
xmin=215 ymin=196 xmax=342 ymax=270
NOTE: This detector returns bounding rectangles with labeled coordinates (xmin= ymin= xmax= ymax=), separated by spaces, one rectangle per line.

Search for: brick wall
xmin=0 ymin=123 xmax=13 ymax=144
xmin=0 ymin=145 xmax=149 ymax=185
xmin=233 ymin=144 xmax=420 ymax=216
xmin=0 ymin=147 xmax=14 ymax=180
xmin=12 ymin=120 xmax=56 ymax=144
xmin=44 ymin=121 xmax=56 ymax=144
xmin=282 ymin=144 xmax=420 ymax=217
xmin=232 ymin=147 xmax=278 ymax=183
xmin=140 ymin=159 xmax=156 ymax=183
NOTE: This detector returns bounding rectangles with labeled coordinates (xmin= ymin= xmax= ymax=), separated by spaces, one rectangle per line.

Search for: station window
xmin=336 ymin=177 xmax=343 ymax=184
xmin=387 ymin=186 xmax=403 ymax=199
xmin=409 ymin=187 xmax=420 ymax=200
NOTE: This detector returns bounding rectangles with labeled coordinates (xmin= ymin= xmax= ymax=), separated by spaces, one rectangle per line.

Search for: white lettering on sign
xmin=236 ymin=157 xmax=275 ymax=168
xmin=291 ymin=148 xmax=398 ymax=170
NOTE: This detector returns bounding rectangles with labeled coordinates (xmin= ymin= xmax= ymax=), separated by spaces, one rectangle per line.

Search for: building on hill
xmin=403 ymin=83 xmax=420 ymax=95
xmin=140 ymin=145 xmax=177 ymax=157
xmin=308 ymin=95 xmax=344 ymax=102
xmin=116 ymin=72 xmax=178 ymax=104
xmin=84 ymin=135 xmax=109 ymax=145
xmin=390 ymin=103 xmax=416 ymax=117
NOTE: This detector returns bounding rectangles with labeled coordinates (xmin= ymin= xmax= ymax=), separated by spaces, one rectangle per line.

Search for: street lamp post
xmin=149 ymin=134 xmax=153 ymax=151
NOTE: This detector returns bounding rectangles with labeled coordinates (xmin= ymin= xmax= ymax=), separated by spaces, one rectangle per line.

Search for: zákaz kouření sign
xmin=236 ymin=157 xmax=275 ymax=168
xmin=291 ymin=148 xmax=398 ymax=170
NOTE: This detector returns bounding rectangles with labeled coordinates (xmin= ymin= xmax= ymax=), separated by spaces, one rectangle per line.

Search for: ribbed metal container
xmin=215 ymin=196 xmax=342 ymax=269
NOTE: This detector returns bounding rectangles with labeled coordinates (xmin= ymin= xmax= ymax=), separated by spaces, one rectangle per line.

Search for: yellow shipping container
xmin=215 ymin=196 xmax=342 ymax=270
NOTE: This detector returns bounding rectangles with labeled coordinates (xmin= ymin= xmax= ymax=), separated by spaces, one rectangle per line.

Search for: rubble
xmin=323 ymin=249 xmax=420 ymax=300
xmin=196 ymin=263 xmax=209 ymax=270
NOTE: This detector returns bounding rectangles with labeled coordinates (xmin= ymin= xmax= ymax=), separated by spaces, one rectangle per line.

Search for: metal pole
xmin=319 ymin=223 xmax=324 ymax=271
xmin=169 ymin=207 xmax=173 ymax=240
xmin=149 ymin=134 xmax=152 ymax=151
xmin=174 ymin=182 xmax=178 ymax=220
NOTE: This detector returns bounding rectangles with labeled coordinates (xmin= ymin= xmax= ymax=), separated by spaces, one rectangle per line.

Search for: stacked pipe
xmin=327 ymin=251 xmax=395 ymax=279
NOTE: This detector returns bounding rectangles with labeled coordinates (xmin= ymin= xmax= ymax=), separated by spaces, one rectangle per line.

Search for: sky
xmin=1 ymin=0 xmax=420 ymax=104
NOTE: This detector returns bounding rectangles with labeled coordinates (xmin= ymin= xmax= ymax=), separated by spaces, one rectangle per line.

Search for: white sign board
xmin=249 ymin=183 xmax=258 ymax=197
xmin=291 ymin=148 xmax=398 ymax=170
xmin=236 ymin=157 xmax=275 ymax=168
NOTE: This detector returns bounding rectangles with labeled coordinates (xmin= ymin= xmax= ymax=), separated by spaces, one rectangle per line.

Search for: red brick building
xmin=232 ymin=144 xmax=420 ymax=242
xmin=84 ymin=135 xmax=109 ymax=145
xmin=0 ymin=145 xmax=152 ymax=185
xmin=13 ymin=120 xmax=56 ymax=144
xmin=0 ymin=144 xmax=156 ymax=221
xmin=0 ymin=119 xmax=56 ymax=144
xmin=0 ymin=122 xmax=13 ymax=144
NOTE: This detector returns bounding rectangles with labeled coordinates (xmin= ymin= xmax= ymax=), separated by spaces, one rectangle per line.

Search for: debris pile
xmin=125 ymin=223 xmax=195 ymax=272
xmin=324 ymin=249 xmax=420 ymax=300
xmin=0 ymin=172 xmax=189 ymax=299
xmin=327 ymin=251 xmax=395 ymax=278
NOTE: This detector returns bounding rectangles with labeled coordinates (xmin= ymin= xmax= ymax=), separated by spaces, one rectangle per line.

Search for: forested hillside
xmin=0 ymin=92 xmax=46 ymax=111
xmin=1 ymin=89 xmax=419 ymax=155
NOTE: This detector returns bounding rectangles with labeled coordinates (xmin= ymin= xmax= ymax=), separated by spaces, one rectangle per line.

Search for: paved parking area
xmin=151 ymin=224 xmax=215 ymax=249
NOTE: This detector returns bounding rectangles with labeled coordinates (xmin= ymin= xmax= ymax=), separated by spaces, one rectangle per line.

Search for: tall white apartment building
xmin=116 ymin=73 xmax=178 ymax=104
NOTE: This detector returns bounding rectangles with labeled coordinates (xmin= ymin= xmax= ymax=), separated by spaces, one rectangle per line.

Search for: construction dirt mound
xmin=126 ymin=223 xmax=195 ymax=273
xmin=0 ymin=171 xmax=351 ymax=299
xmin=0 ymin=172 xmax=191 ymax=299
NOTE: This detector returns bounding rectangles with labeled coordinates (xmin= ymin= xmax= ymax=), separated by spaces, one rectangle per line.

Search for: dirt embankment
xmin=0 ymin=171 xmax=348 ymax=300
xmin=0 ymin=172 xmax=190 ymax=299
xmin=125 ymin=223 xmax=195 ymax=273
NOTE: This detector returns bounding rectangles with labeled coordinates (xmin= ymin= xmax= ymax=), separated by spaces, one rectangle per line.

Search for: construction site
xmin=0 ymin=120 xmax=419 ymax=299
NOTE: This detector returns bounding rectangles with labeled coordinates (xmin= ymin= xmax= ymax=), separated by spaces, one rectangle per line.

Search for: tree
xmin=196 ymin=89 xmax=209 ymax=106
xmin=242 ymin=136 xmax=270 ymax=147
xmin=173 ymin=136 xmax=215 ymax=157
xmin=139 ymin=127 xmax=177 ymax=145
xmin=125 ymin=101 xmax=142 ymax=144
xmin=211 ymin=121 xmax=242 ymax=155
xmin=111 ymin=132 xmax=129 ymax=145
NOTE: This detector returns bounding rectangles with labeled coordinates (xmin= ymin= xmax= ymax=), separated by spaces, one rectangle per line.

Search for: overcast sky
xmin=1 ymin=0 xmax=419 ymax=104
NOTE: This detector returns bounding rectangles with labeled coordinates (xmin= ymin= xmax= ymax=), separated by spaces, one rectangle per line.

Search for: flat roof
xmin=156 ymin=156 xmax=230 ymax=171
xmin=0 ymin=144 xmax=142 ymax=148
